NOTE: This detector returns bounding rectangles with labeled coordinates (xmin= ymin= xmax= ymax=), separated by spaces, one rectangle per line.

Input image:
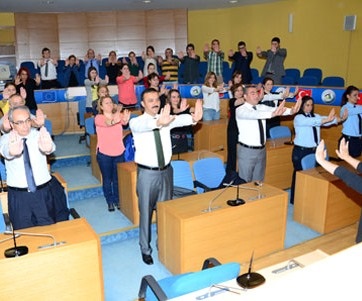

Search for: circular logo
xmin=190 ymin=86 xmax=201 ymax=97
xmin=321 ymin=89 xmax=336 ymax=104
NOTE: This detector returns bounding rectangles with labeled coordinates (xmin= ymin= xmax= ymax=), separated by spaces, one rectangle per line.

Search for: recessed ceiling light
xmin=143 ymin=0 xmax=151 ymax=3
xmin=229 ymin=0 xmax=238 ymax=3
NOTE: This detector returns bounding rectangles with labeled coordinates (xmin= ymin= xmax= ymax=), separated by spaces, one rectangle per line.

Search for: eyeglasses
xmin=12 ymin=118 xmax=31 ymax=126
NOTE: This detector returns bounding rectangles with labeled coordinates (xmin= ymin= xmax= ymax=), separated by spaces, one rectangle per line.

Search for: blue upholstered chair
xmin=302 ymin=68 xmax=322 ymax=85
xmin=193 ymin=157 xmax=226 ymax=193
xmin=301 ymin=153 xmax=317 ymax=170
xmin=269 ymin=125 xmax=292 ymax=140
xmin=281 ymin=76 xmax=295 ymax=85
xmin=297 ymin=76 xmax=319 ymax=86
xmin=138 ymin=258 xmax=240 ymax=301
xmin=171 ymin=160 xmax=196 ymax=198
xmin=284 ymin=68 xmax=301 ymax=84
xmin=20 ymin=61 xmax=39 ymax=78
xmin=321 ymin=76 xmax=345 ymax=87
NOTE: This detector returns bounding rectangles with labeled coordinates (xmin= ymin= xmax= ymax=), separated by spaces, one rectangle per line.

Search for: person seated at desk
xmin=0 ymin=106 xmax=68 ymax=230
xmin=316 ymin=138 xmax=362 ymax=243
xmin=290 ymin=95 xmax=347 ymax=204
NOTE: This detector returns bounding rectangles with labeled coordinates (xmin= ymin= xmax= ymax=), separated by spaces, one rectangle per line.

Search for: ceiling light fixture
xmin=229 ymin=0 xmax=238 ymax=3
xmin=143 ymin=0 xmax=151 ymax=3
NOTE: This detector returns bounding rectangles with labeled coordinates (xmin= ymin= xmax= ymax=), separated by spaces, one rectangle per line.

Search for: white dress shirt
xmin=38 ymin=59 xmax=57 ymax=80
xmin=202 ymin=85 xmax=220 ymax=111
xmin=130 ymin=112 xmax=194 ymax=167
xmin=0 ymin=128 xmax=55 ymax=188
xmin=236 ymin=102 xmax=291 ymax=147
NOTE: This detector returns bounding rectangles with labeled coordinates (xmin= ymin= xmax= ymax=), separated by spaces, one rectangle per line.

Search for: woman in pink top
xmin=95 ymin=96 xmax=131 ymax=211
xmin=116 ymin=63 xmax=143 ymax=108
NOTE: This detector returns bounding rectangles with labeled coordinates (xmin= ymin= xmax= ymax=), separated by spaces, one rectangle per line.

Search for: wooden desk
xmin=294 ymin=166 xmax=362 ymax=234
xmin=158 ymin=183 xmax=288 ymax=274
xmin=265 ymin=140 xmax=293 ymax=190
xmin=193 ymin=119 xmax=228 ymax=160
xmin=0 ymin=218 xmax=104 ymax=300
xmin=117 ymin=151 xmax=224 ymax=225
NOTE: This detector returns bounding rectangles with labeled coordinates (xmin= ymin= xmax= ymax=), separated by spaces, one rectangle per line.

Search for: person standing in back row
xmin=129 ymin=88 xmax=203 ymax=265
xmin=257 ymin=37 xmax=287 ymax=85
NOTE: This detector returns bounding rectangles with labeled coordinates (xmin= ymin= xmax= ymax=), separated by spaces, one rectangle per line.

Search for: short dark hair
xmin=271 ymin=37 xmax=280 ymax=44
xmin=186 ymin=43 xmax=195 ymax=50
xmin=238 ymin=41 xmax=246 ymax=48
xmin=141 ymin=88 xmax=159 ymax=101
xmin=42 ymin=47 xmax=50 ymax=54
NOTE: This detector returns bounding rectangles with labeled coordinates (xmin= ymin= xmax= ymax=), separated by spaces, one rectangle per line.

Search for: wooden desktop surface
xmin=117 ymin=150 xmax=224 ymax=225
xmin=0 ymin=218 xmax=104 ymax=300
xmin=294 ymin=165 xmax=362 ymax=234
xmin=158 ymin=183 xmax=288 ymax=274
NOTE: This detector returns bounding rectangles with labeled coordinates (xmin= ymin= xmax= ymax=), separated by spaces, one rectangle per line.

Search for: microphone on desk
xmin=226 ymin=185 xmax=245 ymax=206
xmin=4 ymin=227 xmax=28 ymax=258
xmin=4 ymin=230 xmax=65 ymax=250
xmin=202 ymin=180 xmax=234 ymax=213
xmin=237 ymin=251 xmax=265 ymax=289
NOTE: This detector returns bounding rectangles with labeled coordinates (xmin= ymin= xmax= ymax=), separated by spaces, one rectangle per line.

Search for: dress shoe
xmin=115 ymin=203 xmax=120 ymax=210
xmin=142 ymin=254 xmax=154 ymax=265
xmin=108 ymin=203 xmax=115 ymax=212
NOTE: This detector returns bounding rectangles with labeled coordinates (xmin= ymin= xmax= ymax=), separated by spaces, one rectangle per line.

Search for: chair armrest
xmin=138 ymin=275 xmax=168 ymax=301
xmin=202 ymin=257 xmax=221 ymax=270
xmin=69 ymin=208 xmax=80 ymax=219
xmin=193 ymin=180 xmax=212 ymax=192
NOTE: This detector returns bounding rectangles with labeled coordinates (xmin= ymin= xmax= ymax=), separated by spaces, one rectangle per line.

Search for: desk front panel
xmin=294 ymin=168 xmax=362 ymax=233
xmin=0 ymin=218 xmax=104 ymax=300
xmin=158 ymin=183 xmax=288 ymax=274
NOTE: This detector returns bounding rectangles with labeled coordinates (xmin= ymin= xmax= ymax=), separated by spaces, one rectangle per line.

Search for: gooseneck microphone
xmin=4 ymin=228 xmax=29 ymax=258
xmin=4 ymin=230 xmax=65 ymax=250
xmin=237 ymin=251 xmax=265 ymax=289
xmin=227 ymin=185 xmax=246 ymax=206
xmin=202 ymin=180 xmax=234 ymax=213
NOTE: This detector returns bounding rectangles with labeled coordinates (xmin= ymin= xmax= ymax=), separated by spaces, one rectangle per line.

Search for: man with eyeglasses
xmin=0 ymin=106 xmax=69 ymax=230
xmin=228 ymin=41 xmax=253 ymax=84
xmin=0 ymin=94 xmax=45 ymax=134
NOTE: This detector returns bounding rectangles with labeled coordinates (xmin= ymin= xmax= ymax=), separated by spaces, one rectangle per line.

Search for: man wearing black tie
xmin=129 ymin=88 xmax=203 ymax=265
xmin=235 ymin=85 xmax=301 ymax=184
xmin=290 ymin=96 xmax=346 ymax=204
xmin=0 ymin=106 xmax=68 ymax=230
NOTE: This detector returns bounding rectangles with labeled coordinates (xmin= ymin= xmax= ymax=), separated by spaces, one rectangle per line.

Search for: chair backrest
xmin=198 ymin=61 xmax=208 ymax=83
xmin=85 ymin=116 xmax=95 ymax=147
xmin=297 ymin=75 xmax=319 ymax=86
xmin=20 ymin=61 xmax=39 ymax=78
xmin=193 ymin=157 xmax=226 ymax=193
xmin=301 ymin=153 xmax=317 ymax=170
xmin=281 ymin=76 xmax=295 ymax=85
xmin=171 ymin=160 xmax=194 ymax=191
xmin=222 ymin=61 xmax=232 ymax=83
xmin=146 ymin=262 xmax=240 ymax=301
xmin=269 ymin=125 xmax=291 ymax=140
xmin=321 ymin=76 xmax=345 ymax=87
xmin=284 ymin=68 xmax=301 ymax=84
xmin=302 ymin=68 xmax=322 ymax=84
xmin=44 ymin=119 xmax=53 ymax=136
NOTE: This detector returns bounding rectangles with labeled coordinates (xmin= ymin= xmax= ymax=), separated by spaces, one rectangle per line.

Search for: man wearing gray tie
xmin=235 ymin=85 xmax=301 ymax=184
xmin=129 ymin=88 xmax=203 ymax=265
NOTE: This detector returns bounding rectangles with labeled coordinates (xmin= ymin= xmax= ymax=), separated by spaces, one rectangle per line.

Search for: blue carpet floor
xmin=51 ymin=134 xmax=320 ymax=301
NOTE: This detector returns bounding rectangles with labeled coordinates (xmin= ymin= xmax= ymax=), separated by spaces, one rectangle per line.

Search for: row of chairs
xmin=281 ymin=67 xmax=345 ymax=87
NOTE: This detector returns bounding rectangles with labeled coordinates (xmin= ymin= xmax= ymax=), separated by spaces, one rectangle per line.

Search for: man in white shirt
xmin=129 ymin=88 xmax=202 ymax=265
xmin=236 ymin=85 xmax=300 ymax=183
xmin=38 ymin=47 xmax=59 ymax=89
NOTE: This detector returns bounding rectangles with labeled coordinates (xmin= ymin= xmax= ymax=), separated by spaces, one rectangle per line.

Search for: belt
xmin=266 ymin=72 xmax=274 ymax=75
xmin=137 ymin=163 xmax=170 ymax=171
xmin=8 ymin=180 xmax=50 ymax=192
xmin=294 ymin=145 xmax=316 ymax=151
xmin=343 ymin=134 xmax=362 ymax=140
xmin=238 ymin=142 xmax=265 ymax=150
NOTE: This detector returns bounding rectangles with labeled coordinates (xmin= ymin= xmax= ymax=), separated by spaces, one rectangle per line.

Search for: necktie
xmin=153 ymin=129 xmax=165 ymax=168
xmin=44 ymin=61 xmax=49 ymax=77
xmin=307 ymin=114 xmax=319 ymax=145
xmin=253 ymin=106 xmax=265 ymax=145
xmin=22 ymin=138 xmax=36 ymax=192
xmin=90 ymin=60 xmax=93 ymax=68
xmin=355 ymin=105 xmax=362 ymax=135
